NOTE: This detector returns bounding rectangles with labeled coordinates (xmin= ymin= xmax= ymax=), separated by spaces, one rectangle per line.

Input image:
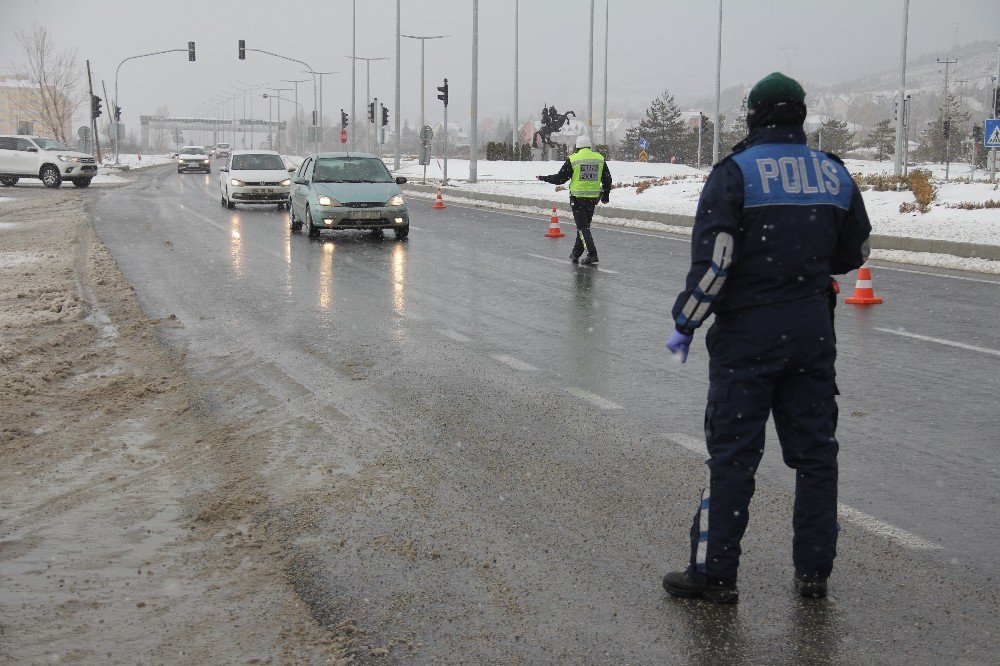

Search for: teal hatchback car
xmin=289 ymin=153 xmax=409 ymax=239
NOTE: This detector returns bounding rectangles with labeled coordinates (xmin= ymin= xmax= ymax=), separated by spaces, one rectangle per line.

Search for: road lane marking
xmin=875 ymin=328 xmax=1000 ymax=358
xmin=567 ymin=387 xmax=623 ymax=410
xmin=870 ymin=264 xmax=1000 ymax=285
xmin=525 ymin=253 xmax=619 ymax=274
xmin=662 ymin=432 xmax=943 ymax=551
xmin=491 ymin=354 xmax=538 ymax=372
xmin=438 ymin=329 xmax=472 ymax=343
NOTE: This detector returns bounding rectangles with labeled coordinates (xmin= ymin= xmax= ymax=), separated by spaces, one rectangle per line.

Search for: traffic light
xmin=341 ymin=109 xmax=348 ymax=129
xmin=942 ymin=119 xmax=951 ymax=139
xmin=114 ymin=106 xmax=122 ymax=122
xmin=238 ymin=39 xmax=246 ymax=60
xmin=368 ymin=101 xmax=375 ymax=123
xmin=437 ymin=78 xmax=449 ymax=106
xmin=91 ymin=94 xmax=102 ymax=118
xmin=312 ymin=110 xmax=317 ymax=125
xmin=188 ymin=41 xmax=196 ymax=61
xmin=381 ymin=106 xmax=389 ymax=127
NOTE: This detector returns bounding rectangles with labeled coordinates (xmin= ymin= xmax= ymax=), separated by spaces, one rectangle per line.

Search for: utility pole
xmin=401 ymin=34 xmax=448 ymax=158
xmin=894 ymin=0 xmax=909 ymax=177
xmin=282 ymin=79 xmax=308 ymax=153
xmin=351 ymin=0 xmax=357 ymax=151
xmin=313 ymin=71 xmax=336 ymax=152
xmin=101 ymin=80 xmax=112 ymax=153
xmin=470 ymin=0 xmax=479 ymax=183
xmin=713 ymin=0 xmax=723 ymax=165
xmin=588 ymin=0 xmax=594 ymax=134
xmin=85 ymin=60 xmax=102 ymax=162
xmin=938 ymin=57 xmax=957 ymax=180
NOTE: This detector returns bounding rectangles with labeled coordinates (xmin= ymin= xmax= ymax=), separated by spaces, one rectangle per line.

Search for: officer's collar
xmin=732 ymin=125 xmax=807 ymax=154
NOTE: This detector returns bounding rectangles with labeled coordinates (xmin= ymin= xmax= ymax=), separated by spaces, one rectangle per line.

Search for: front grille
xmin=79 ymin=157 xmax=95 ymax=164
xmin=343 ymin=202 xmax=381 ymax=208
xmin=245 ymin=181 xmax=282 ymax=186
xmin=234 ymin=192 xmax=288 ymax=201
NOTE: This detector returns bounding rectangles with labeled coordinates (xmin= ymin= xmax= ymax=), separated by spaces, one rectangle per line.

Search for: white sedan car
xmin=219 ymin=150 xmax=294 ymax=210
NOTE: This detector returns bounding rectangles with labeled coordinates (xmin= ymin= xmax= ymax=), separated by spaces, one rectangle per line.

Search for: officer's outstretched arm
xmin=831 ymin=184 xmax=873 ymax=275
xmin=537 ymin=160 xmax=574 ymax=185
xmin=671 ymin=161 xmax=744 ymax=334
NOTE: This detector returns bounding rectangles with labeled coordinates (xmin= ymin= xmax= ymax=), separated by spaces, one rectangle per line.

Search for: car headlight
xmin=386 ymin=194 xmax=405 ymax=207
xmin=318 ymin=195 xmax=341 ymax=206
xmin=202 ymin=159 xmax=210 ymax=164
xmin=279 ymin=179 xmax=291 ymax=187
xmin=231 ymin=178 xmax=245 ymax=187
xmin=57 ymin=155 xmax=79 ymax=163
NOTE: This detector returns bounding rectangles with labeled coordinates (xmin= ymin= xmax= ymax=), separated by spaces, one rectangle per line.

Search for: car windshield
xmin=312 ymin=157 xmax=392 ymax=183
xmin=231 ymin=154 xmax=285 ymax=171
xmin=181 ymin=147 xmax=206 ymax=155
xmin=217 ymin=144 xmax=231 ymax=149
xmin=32 ymin=137 xmax=70 ymax=151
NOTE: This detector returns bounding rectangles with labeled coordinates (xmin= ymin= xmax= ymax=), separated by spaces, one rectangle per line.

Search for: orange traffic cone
xmin=432 ymin=188 xmax=446 ymax=209
xmin=544 ymin=206 xmax=565 ymax=238
xmin=844 ymin=265 xmax=883 ymax=305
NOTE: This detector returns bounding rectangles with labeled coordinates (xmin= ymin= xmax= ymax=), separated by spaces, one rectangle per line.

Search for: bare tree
xmin=13 ymin=24 xmax=81 ymax=143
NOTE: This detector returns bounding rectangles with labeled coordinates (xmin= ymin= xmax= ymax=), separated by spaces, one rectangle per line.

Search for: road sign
xmin=340 ymin=129 xmax=348 ymax=144
xmin=638 ymin=138 xmax=650 ymax=150
xmin=420 ymin=125 xmax=434 ymax=144
xmin=638 ymin=149 xmax=649 ymax=162
xmin=77 ymin=126 xmax=91 ymax=139
xmin=985 ymin=119 xmax=1000 ymax=148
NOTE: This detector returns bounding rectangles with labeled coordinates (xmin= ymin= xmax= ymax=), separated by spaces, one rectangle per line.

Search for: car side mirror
xmin=219 ymin=166 xmax=229 ymax=172
xmin=395 ymin=176 xmax=407 ymax=184
xmin=287 ymin=166 xmax=296 ymax=172
xmin=26 ymin=147 xmax=38 ymax=153
xmin=293 ymin=177 xmax=308 ymax=185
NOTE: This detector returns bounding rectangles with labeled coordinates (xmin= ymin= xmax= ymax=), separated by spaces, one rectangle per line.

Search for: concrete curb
xmin=403 ymin=182 xmax=1000 ymax=261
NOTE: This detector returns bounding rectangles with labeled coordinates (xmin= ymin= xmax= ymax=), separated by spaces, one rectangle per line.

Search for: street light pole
xmin=351 ymin=0 xmax=357 ymax=151
xmin=346 ymin=56 xmax=388 ymax=154
xmin=513 ymin=0 xmax=519 ymax=151
xmin=470 ymin=0 xmax=479 ymax=183
xmin=894 ymin=0 xmax=910 ymax=177
xmin=114 ymin=45 xmax=192 ymax=163
xmin=312 ymin=71 xmax=337 ymax=153
xmin=282 ymin=79 xmax=308 ymax=154
xmin=394 ymin=0 xmax=401 ymax=170
xmin=402 ymin=34 xmax=448 ymax=155
xmin=713 ymin=0 xmax=723 ymax=165
xmin=267 ymin=88 xmax=291 ymax=152
xmin=603 ymin=0 xmax=609 ymax=149
xmin=588 ymin=0 xmax=594 ymax=134
xmin=239 ymin=47 xmax=318 ymax=154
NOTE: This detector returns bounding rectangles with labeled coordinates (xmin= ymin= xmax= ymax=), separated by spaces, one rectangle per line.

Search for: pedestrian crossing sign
xmin=985 ymin=119 xmax=1000 ymax=148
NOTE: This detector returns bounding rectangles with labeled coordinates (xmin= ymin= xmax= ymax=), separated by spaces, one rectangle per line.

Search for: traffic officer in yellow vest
xmin=537 ymin=136 xmax=613 ymax=265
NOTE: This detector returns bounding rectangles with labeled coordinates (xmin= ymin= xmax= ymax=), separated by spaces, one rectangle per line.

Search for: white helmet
xmin=575 ymin=135 xmax=593 ymax=149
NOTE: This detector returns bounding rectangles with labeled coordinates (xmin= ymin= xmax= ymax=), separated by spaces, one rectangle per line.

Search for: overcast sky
xmin=1 ymin=0 xmax=997 ymax=134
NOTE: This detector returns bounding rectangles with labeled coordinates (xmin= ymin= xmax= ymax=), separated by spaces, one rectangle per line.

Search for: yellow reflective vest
xmin=568 ymin=148 xmax=605 ymax=198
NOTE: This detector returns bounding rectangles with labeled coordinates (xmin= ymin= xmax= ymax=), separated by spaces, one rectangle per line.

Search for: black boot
xmin=579 ymin=254 xmax=599 ymax=266
xmin=795 ymin=575 xmax=828 ymax=599
xmin=570 ymin=253 xmax=581 ymax=264
xmin=662 ymin=570 xmax=738 ymax=604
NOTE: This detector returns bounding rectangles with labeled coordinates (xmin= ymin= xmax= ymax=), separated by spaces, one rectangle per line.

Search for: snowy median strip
xmin=663 ymin=432 xmax=943 ymax=551
xmin=875 ymin=328 xmax=1000 ymax=358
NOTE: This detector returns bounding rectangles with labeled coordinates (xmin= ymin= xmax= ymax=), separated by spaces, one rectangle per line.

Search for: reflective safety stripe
xmin=578 ymin=230 xmax=589 ymax=252
xmin=696 ymin=466 xmax=711 ymax=572
xmin=677 ymin=232 xmax=734 ymax=329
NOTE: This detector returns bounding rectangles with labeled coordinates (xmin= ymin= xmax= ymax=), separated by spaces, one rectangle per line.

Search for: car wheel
xmin=220 ymin=193 xmax=227 ymax=207
xmin=71 ymin=178 xmax=92 ymax=188
xmin=40 ymin=165 xmax=62 ymax=188
xmin=370 ymin=228 xmax=384 ymax=240
xmin=306 ymin=206 xmax=319 ymax=238
xmin=394 ymin=225 xmax=410 ymax=240
xmin=290 ymin=206 xmax=303 ymax=232
xmin=0 ymin=176 xmax=18 ymax=187
xmin=226 ymin=195 xmax=235 ymax=210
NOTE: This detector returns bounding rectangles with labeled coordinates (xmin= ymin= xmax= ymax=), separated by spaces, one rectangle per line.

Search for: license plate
xmin=349 ymin=211 xmax=380 ymax=220
xmin=257 ymin=188 xmax=275 ymax=193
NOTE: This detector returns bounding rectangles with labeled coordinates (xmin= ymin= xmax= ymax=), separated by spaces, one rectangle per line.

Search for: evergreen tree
xmin=862 ymin=118 xmax=895 ymax=161
xmin=809 ymin=118 xmax=854 ymax=155
xmin=913 ymin=93 xmax=971 ymax=163
xmin=721 ymin=95 xmax=749 ymax=150
xmin=621 ymin=89 xmax=687 ymax=162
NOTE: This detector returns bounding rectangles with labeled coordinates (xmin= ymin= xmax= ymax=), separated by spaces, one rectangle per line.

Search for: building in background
xmin=0 ymin=74 xmax=72 ymax=138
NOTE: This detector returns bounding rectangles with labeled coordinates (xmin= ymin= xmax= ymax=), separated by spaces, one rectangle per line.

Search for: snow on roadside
xmin=870 ymin=249 xmax=1000 ymax=275
xmin=100 ymin=153 xmax=177 ymax=169
xmin=394 ymin=158 xmax=1000 ymax=247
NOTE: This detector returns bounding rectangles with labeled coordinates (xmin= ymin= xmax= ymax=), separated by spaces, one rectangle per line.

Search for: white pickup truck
xmin=0 ymin=135 xmax=98 ymax=188
xmin=215 ymin=143 xmax=232 ymax=159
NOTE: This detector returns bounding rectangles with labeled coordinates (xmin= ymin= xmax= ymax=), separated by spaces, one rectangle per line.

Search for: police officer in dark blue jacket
xmin=662 ymin=73 xmax=872 ymax=603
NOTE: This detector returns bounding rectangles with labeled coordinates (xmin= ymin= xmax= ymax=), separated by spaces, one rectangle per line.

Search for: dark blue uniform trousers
xmin=689 ymin=295 xmax=839 ymax=586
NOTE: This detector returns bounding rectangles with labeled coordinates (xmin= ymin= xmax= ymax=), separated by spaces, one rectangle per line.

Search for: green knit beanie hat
xmin=747 ymin=72 xmax=806 ymax=109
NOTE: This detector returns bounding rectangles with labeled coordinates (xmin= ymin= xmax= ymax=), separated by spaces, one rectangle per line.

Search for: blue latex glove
xmin=666 ymin=330 xmax=694 ymax=364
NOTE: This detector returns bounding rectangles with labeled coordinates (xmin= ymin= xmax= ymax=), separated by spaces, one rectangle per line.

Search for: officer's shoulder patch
xmin=823 ymin=151 xmax=846 ymax=166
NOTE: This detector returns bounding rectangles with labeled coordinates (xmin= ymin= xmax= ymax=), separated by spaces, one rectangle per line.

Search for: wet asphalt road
xmin=88 ymin=165 xmax=998 ymax=663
